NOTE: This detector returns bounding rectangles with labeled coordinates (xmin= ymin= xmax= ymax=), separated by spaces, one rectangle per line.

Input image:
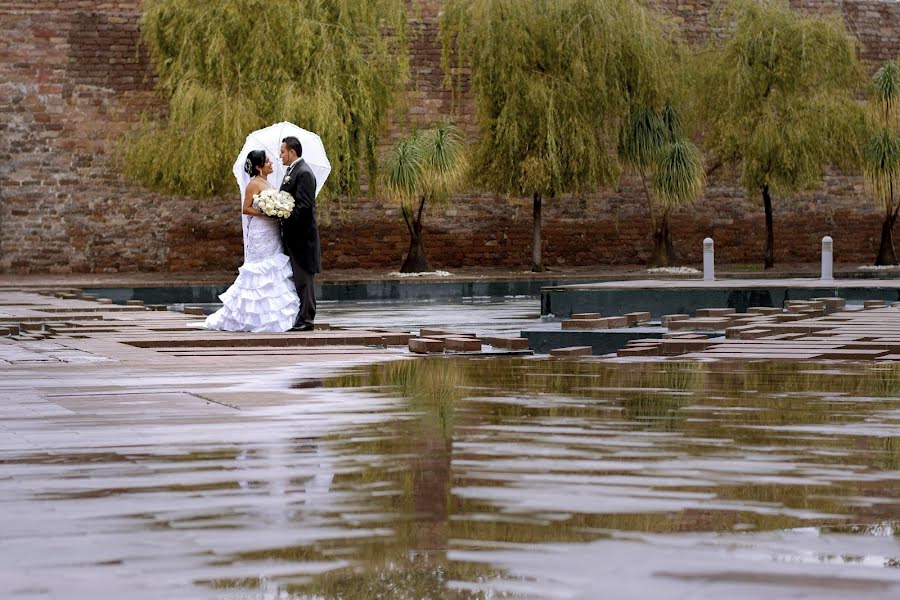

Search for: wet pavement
xmin=1 ymin=291 xmax=899 ymax=598
xmin=3 ymin=356 xmax=899 ymax=598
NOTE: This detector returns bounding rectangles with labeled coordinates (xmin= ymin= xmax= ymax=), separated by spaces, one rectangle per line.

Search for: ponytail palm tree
xmin=619 ymin=102 xmax=705 ymax=266
xmin=864 ymin=62 xmax=900 ymax=265
xmin=382 ymin=124 xmax=468 ymax=273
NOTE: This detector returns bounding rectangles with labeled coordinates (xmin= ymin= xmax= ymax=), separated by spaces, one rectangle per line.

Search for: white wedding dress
xmin=204 ymin=208 xmax=299 ymax=333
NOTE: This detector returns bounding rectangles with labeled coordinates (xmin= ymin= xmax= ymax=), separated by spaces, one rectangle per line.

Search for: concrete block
xmin=549 ymin=345 xmax=593 ymax=357
xmin=483 ymin=336 xmax=530 ymax=350
xmin=617 ymin=345 xmax=661 ymax=357
xmin=380 ymin=333 xmax=413 ymax=345
xmin=624 ymin=311 xmax=651 ymax=325
xmin=696 ymin=308 xmax=735 ymax=317
xmin=747 ymin=307 xmax=782 ymax=315
xmin=660 ymin=338 xmax=713 ymax=355
xmin=864 ymin=300 xmax=887 ymax=309
xmin=562 ymin=318 xmax=609 ymax=330
xmin=420 ymin=328 xmax=475 ymax=338
xmin=775 ymin=313 xmax=810 ymax=322
xmin=602 ymin=316 xmax=629 ymax=328
xmin=409 ymin=338 xmax=445 ymax=353
xmin=661 ymin=314 xmax=690 ymax=326
xmin=445 ymin=337 xmax=482 ymax=352
xmin=571 ymin=312 xmax=602 ymax=320
xmin=183 ymin=306 xmax=206 ymax=316
xmin=125 ymin=300 xmax=144 ymax=306
xmin=668 ymin=317 xmax=731 ymax=330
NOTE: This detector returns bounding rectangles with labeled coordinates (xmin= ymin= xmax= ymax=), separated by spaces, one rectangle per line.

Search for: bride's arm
xmin=242 ymin=182 xmax=266 ymax=217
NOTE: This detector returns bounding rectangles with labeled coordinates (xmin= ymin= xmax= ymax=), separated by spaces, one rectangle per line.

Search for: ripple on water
xmin=2 ymin=358 xmax=899 ymax=598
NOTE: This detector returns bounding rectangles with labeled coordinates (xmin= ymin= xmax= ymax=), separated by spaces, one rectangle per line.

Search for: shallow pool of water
xmin=3 ymin=358 xmax=899 ymax=598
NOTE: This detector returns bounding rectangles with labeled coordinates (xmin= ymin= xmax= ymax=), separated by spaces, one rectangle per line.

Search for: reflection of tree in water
xmin=212 ymin=358 xmax=900 ymax=597
xmin=297 ymin=358 xmax=491 ymax=598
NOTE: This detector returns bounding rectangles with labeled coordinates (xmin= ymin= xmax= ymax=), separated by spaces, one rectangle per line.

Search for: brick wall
xmin=0 ymin=0 xmax=897 ymax=274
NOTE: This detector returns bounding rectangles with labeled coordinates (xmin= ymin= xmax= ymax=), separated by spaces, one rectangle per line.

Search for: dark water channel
xmin=207 ymin=359 xmax=900 ymax=599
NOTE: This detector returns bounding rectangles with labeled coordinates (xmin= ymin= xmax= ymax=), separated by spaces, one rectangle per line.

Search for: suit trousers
xmin=287 ymin=250 xmax=316 ymax=325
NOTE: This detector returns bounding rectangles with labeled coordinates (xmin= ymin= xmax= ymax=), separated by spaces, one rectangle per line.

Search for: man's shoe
xmin=291 ymin=322 xmax=314 ymax=331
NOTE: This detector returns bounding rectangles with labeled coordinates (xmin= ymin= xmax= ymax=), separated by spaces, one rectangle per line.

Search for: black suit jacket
xmin=280 ymin=159 xmax=321 ymax=273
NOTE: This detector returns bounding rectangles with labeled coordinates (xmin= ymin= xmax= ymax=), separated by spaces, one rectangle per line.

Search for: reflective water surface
xmin=3 ymin=358 xmax=900 ymax=599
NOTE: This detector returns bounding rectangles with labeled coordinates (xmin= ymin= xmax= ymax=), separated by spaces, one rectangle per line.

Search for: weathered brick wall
xmin=0 ymin=0 xmax=897 ymax=273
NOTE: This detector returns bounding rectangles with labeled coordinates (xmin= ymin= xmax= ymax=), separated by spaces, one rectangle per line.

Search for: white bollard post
xmin=703 ymin=237 xmax=715 ymax=281
xmin=821 ymin=236 xmax=833 ymax=281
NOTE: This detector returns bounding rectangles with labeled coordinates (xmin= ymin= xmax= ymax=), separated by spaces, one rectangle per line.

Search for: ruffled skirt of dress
xmin=204 ymin=253 xmax=299 ymax=333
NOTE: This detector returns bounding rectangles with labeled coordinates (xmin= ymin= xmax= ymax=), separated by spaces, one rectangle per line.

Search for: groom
xmin=280 ymin=136 xmax=321 ymax=331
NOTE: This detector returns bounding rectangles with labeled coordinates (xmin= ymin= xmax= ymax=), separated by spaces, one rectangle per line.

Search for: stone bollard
xmin=821 ymin=236 xmax=833 ymax=281
xmin=703 ymin=238 xmax=715 ymax=281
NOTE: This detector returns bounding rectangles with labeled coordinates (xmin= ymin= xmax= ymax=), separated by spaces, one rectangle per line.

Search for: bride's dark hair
xmin=243 ymin=150 xmax=267 ymax=176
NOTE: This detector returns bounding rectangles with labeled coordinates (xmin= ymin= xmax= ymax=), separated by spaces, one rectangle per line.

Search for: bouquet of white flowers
xmin=252 ymin=189 xmax=295 ymax=218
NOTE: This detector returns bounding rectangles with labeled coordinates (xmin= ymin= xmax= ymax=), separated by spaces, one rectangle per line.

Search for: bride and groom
xmin=204 ymin=136 xmax=321 ymax=333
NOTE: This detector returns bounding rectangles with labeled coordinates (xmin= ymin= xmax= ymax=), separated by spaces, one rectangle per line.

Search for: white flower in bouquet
xmin=252 ymin=189 xmax=295 ymax=218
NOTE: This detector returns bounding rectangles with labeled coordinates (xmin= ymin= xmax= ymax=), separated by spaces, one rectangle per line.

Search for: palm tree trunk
xmin=532 ymin=192 xmax=544 ymax=272
xmin=648 ymin=210 xmax=678 ymax=267
xmin=762 ymin=184 xmax=775 ymax=270
xmin=400 ymin=197 xmax=433 ymax=273
xmin=876 ymin=211 xmax=899 ymax=266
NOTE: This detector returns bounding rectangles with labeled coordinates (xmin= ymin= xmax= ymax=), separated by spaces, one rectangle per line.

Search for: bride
xmin=204 ymin=150 xmax=300 ymax=332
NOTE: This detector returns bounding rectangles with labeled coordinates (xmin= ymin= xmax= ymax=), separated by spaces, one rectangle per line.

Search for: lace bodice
xmin=244 ymin=214 xmax=283 ymax=261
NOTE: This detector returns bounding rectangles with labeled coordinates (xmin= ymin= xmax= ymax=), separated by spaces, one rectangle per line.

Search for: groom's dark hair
xmin=282 ymin=136 xmax=303 ymax=157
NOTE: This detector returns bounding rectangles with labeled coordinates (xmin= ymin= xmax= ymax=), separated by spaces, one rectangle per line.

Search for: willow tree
xmin=698 ymin=0 xmax=867 ymax=269
xmin=382 ymin=124 xmax=468 ymax=273
xmin=123 ymin=0 xmax=408 ymax=199
xmin=441 ymin=0 xmax=677 ymax=272
xmin=619 ymin=102 xmax=706 ymax=267
xmin=864 ymin=62 xmax=900 ymax=265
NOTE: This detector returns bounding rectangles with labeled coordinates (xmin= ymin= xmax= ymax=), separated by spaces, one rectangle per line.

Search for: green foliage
xmin=123 ymin=0 xmax=409 ymax=199
xmin=653 ymin=139 xmax=706 ymax=210
xmin=619 ymin=106 xmax=669 ymax=172
xmin=871 ymin=61 xmax=900 ymax=127
xmin=864 ymin=61 xmax=900 ymax=213
xmin=441 ymin=0 xmax=680 ymax=197
xmin=863 ymin=128 xmax=900 ymax=211
xmin=699 ymin=0 xmax=867 ymax=196
xmin=382 ymin=123 xmax=468 ymax=210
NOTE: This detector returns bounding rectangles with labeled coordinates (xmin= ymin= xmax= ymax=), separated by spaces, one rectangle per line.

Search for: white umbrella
xmin=232 ymin=122 xmax=332 ymax=254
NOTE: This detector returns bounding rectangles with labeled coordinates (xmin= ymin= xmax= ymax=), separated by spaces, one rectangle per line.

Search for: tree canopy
xmin=441 ymin=0 xmax=682 ymax=269
xmin=699 ymin=0 xmax=866 ymax=195
xmin=441 ymin=0 xmax=680 ymax=197
xmin=697 ymin=0 xmax=867 ymax=267
xmin=123 ymin=0 xmax=409 ymax=199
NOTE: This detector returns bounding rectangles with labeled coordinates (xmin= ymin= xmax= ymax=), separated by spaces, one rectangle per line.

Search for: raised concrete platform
xmin=541 ymin=278 xmax=900 ymax=318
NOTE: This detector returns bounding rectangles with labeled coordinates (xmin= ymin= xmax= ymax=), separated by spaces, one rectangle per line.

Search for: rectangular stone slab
xmin=624 ymin=311 xmax=651 ymax=325
xmin=444 ymin=337 xmax=482 ymax=352
xmin=409 ymin=337 xmax=445 ymax=354
xmin=482 ymin=336 xmax=530 ymax=350
xmin=549 ymin=346 xmax=593 ymax=357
